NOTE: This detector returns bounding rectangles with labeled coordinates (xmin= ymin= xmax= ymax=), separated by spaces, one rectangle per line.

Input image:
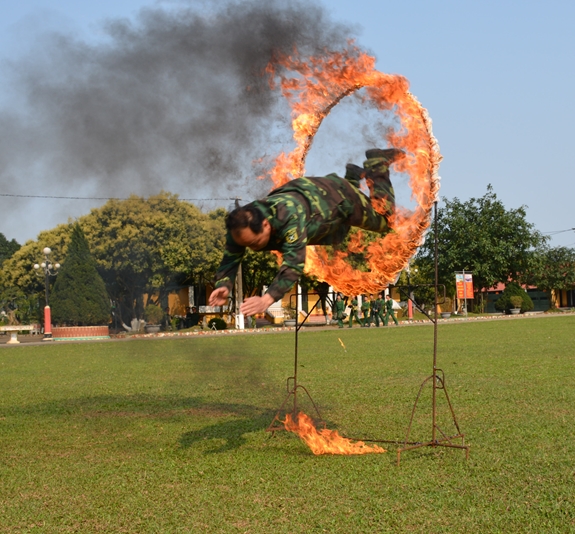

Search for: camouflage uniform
xmin=375 ymin=295 xmax=385 ymax=326
xmin=360 ymin=297 xmax=371 ymax=327
xmin=214 ymin=167 xmax=394 ymax=302
xmin=384 ymin=297 xmax=399 ymax=326
xmin=334 ymin=297 xmax=345 ymax=328
xmin=348 ymin=297 xmax=362 ymax=328
xmin=363 ymin=148 xmax=401 ymax=215
xmin=369 ymin=295 xmax=380 ymax=327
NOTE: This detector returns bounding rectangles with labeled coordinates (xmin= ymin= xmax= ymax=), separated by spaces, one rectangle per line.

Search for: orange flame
xmin=283 ymin=412 xmax=386 ymax=455
xmin=264 ymin=42 xmax=441 ymax=295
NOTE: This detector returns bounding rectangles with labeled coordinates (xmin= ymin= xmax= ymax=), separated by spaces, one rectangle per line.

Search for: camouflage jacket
xmin=349 ymin=298 xmax=358 ymax=313
xmin=333 ymin=299 xmax=345 ymax=318
xmin=214 ymin=174 xmax=385 ymax=301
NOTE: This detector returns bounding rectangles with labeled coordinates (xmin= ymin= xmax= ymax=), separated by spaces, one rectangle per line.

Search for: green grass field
xmin=1 ymin=316 xmax=574 ymax=533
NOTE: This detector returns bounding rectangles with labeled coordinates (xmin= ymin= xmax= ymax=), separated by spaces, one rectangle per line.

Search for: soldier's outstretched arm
xmin=212 ymin=232 xmax=246 ymax=297
xmin=264 ymin=213 xmax=308 ymax=302
xmin=209 ymin=286 xmax=229 ymax=306
xmin=240 ymin=293 xmax=275 ymax=316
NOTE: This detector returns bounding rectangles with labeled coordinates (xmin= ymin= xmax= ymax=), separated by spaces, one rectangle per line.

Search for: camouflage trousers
xmin=288 ymin=178 xmax=391 ymax=247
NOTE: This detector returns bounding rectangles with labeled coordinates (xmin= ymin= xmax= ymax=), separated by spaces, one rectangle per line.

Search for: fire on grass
xmin=265 ymin=43 xmax=441 ymax=296
xmin=283 ymin=412 xmax=386 ymax=455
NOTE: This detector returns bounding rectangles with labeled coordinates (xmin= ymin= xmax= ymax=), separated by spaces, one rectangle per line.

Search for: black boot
xmin=363 ymin=148 xmax=405 ymax=215
xmin=344 ymin=163 xmax=365 ymax=188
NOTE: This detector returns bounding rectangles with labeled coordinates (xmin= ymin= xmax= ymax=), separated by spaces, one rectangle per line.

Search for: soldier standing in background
xmin=348 ymin=296 xmax=362 ymax=328
xmin=361 ymin=295 xmax=372 ymax=327
xmin=375 ymin=293 xmax=385 ymax=327
xmin=333 ymin=293 xmax=345 ymax=328
xmin=384 ymin=294 xmax=399 ymax=326
xmin=369 ymin=294 xmax=380 ymax=327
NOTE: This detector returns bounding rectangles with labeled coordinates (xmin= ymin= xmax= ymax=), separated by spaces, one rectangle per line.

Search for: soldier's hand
xmin=240 ymin=294 xmax=275 ymax=316
xmin=209 ymin=287 xmax=229 ymax=306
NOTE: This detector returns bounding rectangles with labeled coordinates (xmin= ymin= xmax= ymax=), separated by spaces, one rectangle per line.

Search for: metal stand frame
xmin=267 ymin=202 xmax=470 ymax=465
xmin=266 ymin=296 xmax=325 ymax=433
xmin=394 ymin=201 xmax=470 ymax=464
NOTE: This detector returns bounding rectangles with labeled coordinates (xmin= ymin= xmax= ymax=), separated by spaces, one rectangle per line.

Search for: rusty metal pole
xmin=293 ymin=288 xmax=299 ymax=417
xmin=234 ymin=198 xmax=244 ymax=329
xmin=432 ymin=200 xmax=439 ymax=444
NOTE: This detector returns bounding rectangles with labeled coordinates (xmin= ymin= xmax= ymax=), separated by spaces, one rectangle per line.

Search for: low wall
xmin=52 ymin=326 xmax=110 ymax=340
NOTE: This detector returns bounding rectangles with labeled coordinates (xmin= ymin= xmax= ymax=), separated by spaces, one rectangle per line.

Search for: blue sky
xmin=1 ymin=0 xmax=574 ymax=247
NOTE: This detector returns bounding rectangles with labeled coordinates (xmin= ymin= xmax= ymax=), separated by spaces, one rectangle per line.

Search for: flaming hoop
xmin=266 ymin=44 xmax=441 ymax=295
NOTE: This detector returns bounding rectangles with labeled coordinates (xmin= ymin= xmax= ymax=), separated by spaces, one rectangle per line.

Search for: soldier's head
xmin=386 ymin=294 xmax=391 ymax=300
xmin=226 ymin=204 xmax=271 ymax=251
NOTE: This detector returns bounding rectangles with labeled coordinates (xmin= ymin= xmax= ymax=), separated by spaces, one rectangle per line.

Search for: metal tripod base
xmin=266 ymin=377 xmax=324 ymax=433
xmin=267 ymin=294 xmax=325 ymax=434
xmin=396 ymin=369 xmax=470 ymax=465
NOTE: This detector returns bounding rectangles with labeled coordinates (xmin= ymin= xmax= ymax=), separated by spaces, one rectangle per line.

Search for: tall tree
xmin=0 ymin=233 xmax=20 ymax=266
xmin=416 ymin=185 xmax=548 ymax=311
xmin=240 ymin=249 xmax=278 ymax=299
xmin=0 ymin=194 xmax=227 ymax=323
xmin=0 ymin=225 xmax=70 ymax=323
xmin=51 ymin=224 xmax=111 ymax=326
xmin=81 ymin=193 xmax=226 ymax=320
xmin=521 ymin=246 xmax=575 ymax=307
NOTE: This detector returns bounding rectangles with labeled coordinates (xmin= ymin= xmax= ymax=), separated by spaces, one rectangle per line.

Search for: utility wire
xmin=543 ymin=228 xmax=575 ymax=236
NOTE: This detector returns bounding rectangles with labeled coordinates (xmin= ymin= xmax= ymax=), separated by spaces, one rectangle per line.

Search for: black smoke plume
xmin=0 ymin=0 xmax=356 ymax=241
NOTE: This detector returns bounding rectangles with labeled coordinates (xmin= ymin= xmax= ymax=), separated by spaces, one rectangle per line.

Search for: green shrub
xmin=494 ymin=282 xmax=534 ymax=313
xmin=207 ymin=317 xmax=227 ymax=330
xmin=510 ymin=296 xmax=523 ymax=309
xmin=144 ymin=304 xmax=164 ymax=325
xmin=51 ymin=224 xmax=110 ymax=326
xmin=440 ymin=296 xmax=452 ymax=312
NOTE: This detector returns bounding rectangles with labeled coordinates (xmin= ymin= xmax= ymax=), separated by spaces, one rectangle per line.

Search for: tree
xmin=494 ymin=281 xmax=534 ymax=313
xmin=0 ymin=224 xmax=71 ymax=323
xmin=0 ymin=233 xmax=20 ymax=266
xmin=521 ymin=246 xmax=575 ymax=308
xmin=51 ymin=224 xmax=110 ymax=326
xmin=81 ymin=193 xmax=226 ymax=320
xmin=0 ymin=194 xmax=227 ymax=324
xmin=416 ymin=185 xmax=548 ymax=311
xmin=240 ymin=249 xmax=279 ymax=298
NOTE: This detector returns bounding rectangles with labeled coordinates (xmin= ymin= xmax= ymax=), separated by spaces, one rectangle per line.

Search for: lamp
xmin=33 ymin=247 xmax=60 ymax=340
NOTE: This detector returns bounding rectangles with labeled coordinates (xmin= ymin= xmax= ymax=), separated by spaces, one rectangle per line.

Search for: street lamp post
xmin=405 ymin=262 xmax=418 ymax=321
xmin=33 ymin=247 xmax=60 ymax=340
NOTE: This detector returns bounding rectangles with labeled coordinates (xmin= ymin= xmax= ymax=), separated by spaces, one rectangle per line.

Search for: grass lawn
xmin=0 ymin=316 xmax=574 ymax=533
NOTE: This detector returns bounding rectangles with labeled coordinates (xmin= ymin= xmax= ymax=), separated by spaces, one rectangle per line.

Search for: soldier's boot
xmin=344 ymin=163 xmax=365 ymax=188
xmin=363 ymin=148 xmax=405 ymax=216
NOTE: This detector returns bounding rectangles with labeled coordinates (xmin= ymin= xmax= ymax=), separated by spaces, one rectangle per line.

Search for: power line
xmin=543 ymin=228 xmax=575 ymax=236
xmin=0 ymin=193 xmax=240 ymax=201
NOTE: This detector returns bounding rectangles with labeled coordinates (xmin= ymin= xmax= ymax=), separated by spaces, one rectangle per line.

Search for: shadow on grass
xmin=3 ymin=393 xmax=207 ymax=417
xmin=179 ymin=407 xmax=277 ymax=453
xmin=3 ymin=392 xmax=281 ymax=454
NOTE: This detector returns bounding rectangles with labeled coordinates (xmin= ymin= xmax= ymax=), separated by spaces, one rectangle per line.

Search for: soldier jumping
xmin=209 ymin=148 xmax=405 ymax=316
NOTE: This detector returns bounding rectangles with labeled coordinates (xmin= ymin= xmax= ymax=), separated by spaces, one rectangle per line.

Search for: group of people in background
xmin=333 ymin=293 xmax=399 ymax=329
xmin=163 ymin=305 xmax=201 ymax=331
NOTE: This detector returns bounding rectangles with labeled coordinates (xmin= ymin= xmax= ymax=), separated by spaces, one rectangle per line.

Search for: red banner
xmin=456 ymin=273 xmax=473 ymax=299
